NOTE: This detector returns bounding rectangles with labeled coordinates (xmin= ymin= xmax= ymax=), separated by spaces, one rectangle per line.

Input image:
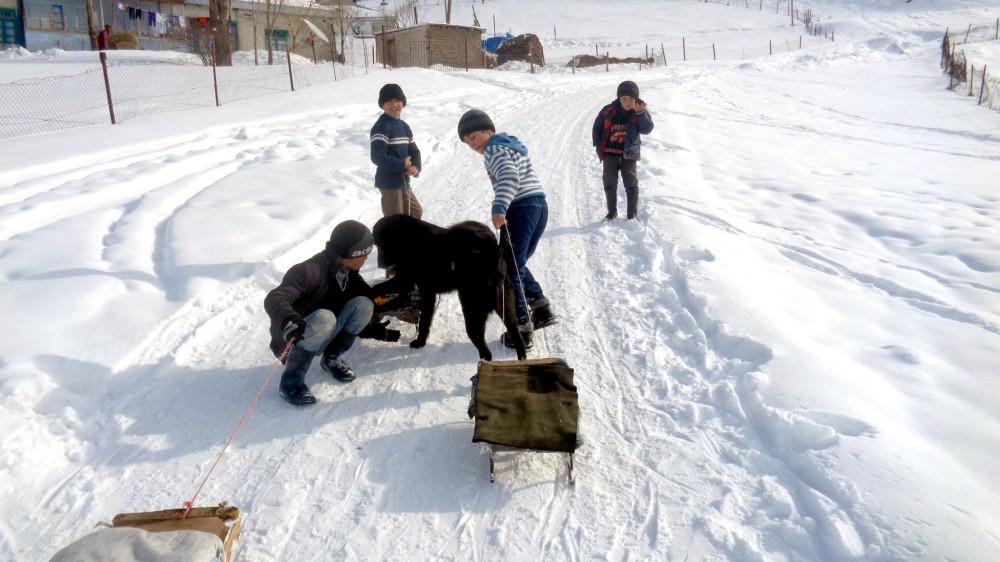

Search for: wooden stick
xmin=113 ymin=506 xmax=241 ymax=525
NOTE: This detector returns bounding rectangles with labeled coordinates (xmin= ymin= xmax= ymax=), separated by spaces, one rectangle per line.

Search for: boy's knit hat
xmin=327 ymin=220 xmax=373 ymax=259
xmin=457 ymin=109 xmax=495 ymax=140
xmin=616 ymin=80 xmax=640 ymax=99
xmin=378 ymin=83 xmax=406 ymax=107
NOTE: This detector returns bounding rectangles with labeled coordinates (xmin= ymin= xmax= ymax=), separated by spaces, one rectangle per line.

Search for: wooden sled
xmin=470 ymin=358 xmax=580 ymax=485
xmin=111 ymin=504 xmax=241 ymax=562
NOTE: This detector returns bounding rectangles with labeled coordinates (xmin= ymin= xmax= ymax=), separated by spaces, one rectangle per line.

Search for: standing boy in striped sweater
xmin=458 ymin=109 xmax=557 ymax=347
xmin=371 ymin=83 xmax=423 ymax=218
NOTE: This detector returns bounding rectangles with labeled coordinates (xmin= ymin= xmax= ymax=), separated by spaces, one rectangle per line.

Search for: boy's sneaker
xmin=529 ymin=299 xmax=557 ymax=330
xmin=604 ymin=212 xmax=618 ymax=221
xmin=321 ymin=354 xmax=356 ymax=382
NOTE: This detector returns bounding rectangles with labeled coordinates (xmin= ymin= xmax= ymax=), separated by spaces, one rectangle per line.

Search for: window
xmin=50 ymin=4 xmax=64 ymax=31
xmin=0 ymin=9 xmax=18 ymax=45
xmin=270 ymin=29 xmax=288 ymax=53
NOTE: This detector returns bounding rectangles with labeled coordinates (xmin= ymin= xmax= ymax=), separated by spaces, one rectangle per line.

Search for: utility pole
xmin=445 ymin=0 xmax=452 ymax=24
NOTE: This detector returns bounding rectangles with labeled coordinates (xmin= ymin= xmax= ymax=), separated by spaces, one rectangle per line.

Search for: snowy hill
xmin=1 ymin=1 xmax=998 ymax=560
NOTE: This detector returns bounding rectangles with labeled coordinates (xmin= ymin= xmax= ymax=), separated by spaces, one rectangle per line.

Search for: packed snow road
xmin=2 ymin=16 xmax=999 ymax=559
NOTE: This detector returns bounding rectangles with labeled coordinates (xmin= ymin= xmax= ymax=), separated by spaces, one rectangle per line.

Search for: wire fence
xmin=941 ymin=22 xmax=1000 ymax=111
xmin=0 ymin=45 xmax=371 ymax=139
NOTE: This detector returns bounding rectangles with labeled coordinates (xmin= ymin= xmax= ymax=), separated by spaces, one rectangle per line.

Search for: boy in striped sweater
xmin=458 ymin=109 xmax=557 ymax=346
xmin=371 ymin=83 xmax=422 ymax=218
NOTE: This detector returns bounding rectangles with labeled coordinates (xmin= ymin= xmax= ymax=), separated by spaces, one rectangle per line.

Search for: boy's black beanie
xmin=616 ymin=80 xmax=640 ymax=99
xmin=378 ymin=83 xmax=406 ymax=107
xmin=457 ymin=109 xmax=495 ymax=140
xmin=327 ymin=220 xmax=373 ymax=259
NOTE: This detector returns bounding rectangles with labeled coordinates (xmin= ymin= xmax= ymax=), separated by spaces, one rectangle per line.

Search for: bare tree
xmin=209 ymin=0 xmax=233 ymax=65
xmin=334 ymin=2 xmax=360 ymax=63
xmin=86 ymin=0 xmax=98 ymax=49
xmin=393 ymin=0 xmax=420 ymax=27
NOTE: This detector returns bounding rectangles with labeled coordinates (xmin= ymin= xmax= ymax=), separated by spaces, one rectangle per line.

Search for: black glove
xmin=282 ymin=316 xmax=306 ymax=343
xmin=358 ymin=320 xmax=401 ymax=342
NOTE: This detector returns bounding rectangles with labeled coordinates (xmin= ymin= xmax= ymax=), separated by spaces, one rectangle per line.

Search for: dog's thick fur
xmin=371 ymin=215 xmax=527 ymax=361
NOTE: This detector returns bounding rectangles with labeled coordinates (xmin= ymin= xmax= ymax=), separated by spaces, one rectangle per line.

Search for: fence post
xmin=99 ymin=52 xmax=116 ymax=124
xmin=964 ymin=23 xmax=971 ymax=43
xmin=362 ymin=37 xmax=368 ymax=75
xmin=210 ymin=33 xmax=220 ymax=107
xmin=969 ymin=64 xmax=974 ymax=96
xmin=683 ymin=37 xmax=686 ymax=61
xmin=980 ymin=66 xmax=988 ymax=105
xmin=605 ymin=52 xmax=609 ymax=72
xmin=759 ymin=0 xmax=762 ymax=9
xmin=712 ymin=43 xmax=716 ymax=60
xmin=286 ymin=44 xmax=295 ymax=91
xmin=996 ymin=17 xmax=999 ymax=41
xmin=330 ymin=22 xmax=338 ymax=80
xmin=799 ymin=36 xmax=802 ymax=49
xmin=661 ymin=43 xmax=666 ymax=66
xmin=769 ymin=39 xmax=772 ymax=55
xmin=381 ymin=26 xmax=387 ymax=69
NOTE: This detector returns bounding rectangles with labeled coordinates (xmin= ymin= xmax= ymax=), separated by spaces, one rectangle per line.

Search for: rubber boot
xmin=321 ymin=331 xmax=357 ymax=382
xmin=529 ymin=298 xmax=557 ymax=330
xmin=279 ymin=345 xmax=317 ymax=406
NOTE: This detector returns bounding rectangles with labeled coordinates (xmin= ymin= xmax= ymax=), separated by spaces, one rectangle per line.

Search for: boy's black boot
xmin=279 ymin=345 xmax=317 ymax=406
xmin=529 ymin=298 xmax=557 ymax=330
xmin=501 ymin=324 xmax=533 ymax=349
xmin=321 ymin=331 xmax=357 ymax=383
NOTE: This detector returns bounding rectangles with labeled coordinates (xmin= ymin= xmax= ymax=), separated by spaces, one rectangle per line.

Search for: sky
xmin=1 ymin=0 xmax=999 ymax=560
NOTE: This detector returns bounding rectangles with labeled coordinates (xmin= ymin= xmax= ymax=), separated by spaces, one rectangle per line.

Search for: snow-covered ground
xmin=1 ymin=1 xmax=999 ymax=561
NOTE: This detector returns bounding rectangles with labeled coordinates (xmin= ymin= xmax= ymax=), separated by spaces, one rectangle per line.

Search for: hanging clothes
xmin=147 ymin=11 xmax=156 ymax=27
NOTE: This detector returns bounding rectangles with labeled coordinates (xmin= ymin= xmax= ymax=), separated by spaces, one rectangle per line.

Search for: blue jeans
xmin=501 ymin=196 xmax=548 ymax=325
xmin=296 ymin=297 xmax=374 ymax=355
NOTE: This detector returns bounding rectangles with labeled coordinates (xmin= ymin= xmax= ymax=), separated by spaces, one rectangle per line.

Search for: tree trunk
xmin=86 ymin=0 xmax=98 ymax=50
xmin=209 ymin=0 xmax=232 ymax=65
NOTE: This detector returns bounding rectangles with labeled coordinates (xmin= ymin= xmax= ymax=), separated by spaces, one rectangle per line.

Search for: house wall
xmin=376 ymin=24 xmax=484 ymax=69
xmin=232 ymin=9 xmax=337 ymax=61
xmin=427 ymin=25 xmax=484 ymax=69
xmin=374 ymin=25 xmax=424 ymax=67
xmin=18 ymin=0 xmax=335 ymax=57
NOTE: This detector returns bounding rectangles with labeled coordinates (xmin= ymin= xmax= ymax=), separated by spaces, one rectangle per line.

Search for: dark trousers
xmin=602 ymin=155 xmax=639 ymax=219
xmin=500 ymin=196 xmax=548 ymax=325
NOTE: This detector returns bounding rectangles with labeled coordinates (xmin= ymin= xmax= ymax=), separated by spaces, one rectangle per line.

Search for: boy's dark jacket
xmin=592 ymin=100 xmax=654 ymax=161
xmin=370 ymin=113 xmax=421 ymax=189
xmin=264 ymin=251 xmax=372 ymax=357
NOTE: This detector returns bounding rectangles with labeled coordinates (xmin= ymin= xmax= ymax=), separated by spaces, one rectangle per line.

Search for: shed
xmin=375 ymin=22 xmax=485 ymax=69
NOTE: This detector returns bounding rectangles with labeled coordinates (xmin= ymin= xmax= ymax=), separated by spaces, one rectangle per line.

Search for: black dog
xmin=371 ymin=215 xmax=527 ymax=361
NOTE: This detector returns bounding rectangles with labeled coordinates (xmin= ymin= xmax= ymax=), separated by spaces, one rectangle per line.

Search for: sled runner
xmin=469 ymin=358 xmax=580 ymax=484
xmin=50 ymin=504 xmax=241 ymax=562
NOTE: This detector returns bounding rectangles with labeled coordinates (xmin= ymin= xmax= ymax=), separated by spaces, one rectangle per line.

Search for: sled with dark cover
xmin=470 ymin=358 xmax=580 ymax=483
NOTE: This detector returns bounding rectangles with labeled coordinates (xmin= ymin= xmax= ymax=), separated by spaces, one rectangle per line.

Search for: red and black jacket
xmin=592 ymin=100 xmax=654 ymax=161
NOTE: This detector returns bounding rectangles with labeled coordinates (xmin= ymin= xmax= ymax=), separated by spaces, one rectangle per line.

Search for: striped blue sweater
xmin=483 ymin=134 xmax=545 ymax=214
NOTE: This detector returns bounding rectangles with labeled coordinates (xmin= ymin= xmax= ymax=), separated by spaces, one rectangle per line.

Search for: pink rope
xmin=181 ymin=340 xmax=295 ymax=519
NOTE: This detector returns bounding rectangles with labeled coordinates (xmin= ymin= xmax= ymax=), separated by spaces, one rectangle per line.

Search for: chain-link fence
xmin=941 ymin=23 xmax=999 ymax=111
xmin=0 ymin=44 xmax=372 ymax=139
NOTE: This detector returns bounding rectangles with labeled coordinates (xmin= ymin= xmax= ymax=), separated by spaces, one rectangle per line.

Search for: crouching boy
xmin=265 ymin=220 xmax=396 ymax=406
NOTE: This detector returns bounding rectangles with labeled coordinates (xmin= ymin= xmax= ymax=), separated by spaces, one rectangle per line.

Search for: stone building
xmin=375 ymin=22 xmax=485 ymax=69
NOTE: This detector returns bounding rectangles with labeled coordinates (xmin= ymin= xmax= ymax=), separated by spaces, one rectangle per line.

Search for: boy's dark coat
xmin=264 ymin=251 xmax=372 ymax=357
xmin=370 ymin=215 xmax=527 ymax=361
